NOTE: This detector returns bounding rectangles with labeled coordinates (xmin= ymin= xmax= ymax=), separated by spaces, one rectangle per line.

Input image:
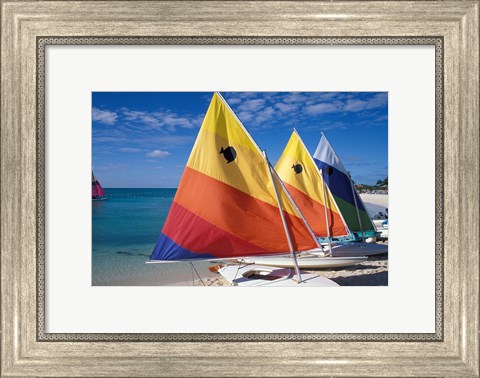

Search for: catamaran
xmin=147 ymin=93 xmax=365 ymax=286
xmin=92 ymin=171 xmax=107 ymax=200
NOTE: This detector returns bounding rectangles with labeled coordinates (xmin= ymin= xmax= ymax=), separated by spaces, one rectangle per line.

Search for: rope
xmin=190 ymin=262 xmax=195 ymax=286
xmin=190 ymin=262 xmax=206 ymax=286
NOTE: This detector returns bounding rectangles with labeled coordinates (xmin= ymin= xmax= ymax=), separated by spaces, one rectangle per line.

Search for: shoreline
xmin=93 ymin=194 xmax=388 ymax=287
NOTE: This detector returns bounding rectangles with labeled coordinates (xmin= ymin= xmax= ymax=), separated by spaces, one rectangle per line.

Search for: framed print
xmin=1 ymin=1 xmax=478 ymax=377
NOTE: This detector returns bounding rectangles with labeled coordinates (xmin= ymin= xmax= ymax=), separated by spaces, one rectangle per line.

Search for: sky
xmin=92 ymin=92 xmax=388 ymax=188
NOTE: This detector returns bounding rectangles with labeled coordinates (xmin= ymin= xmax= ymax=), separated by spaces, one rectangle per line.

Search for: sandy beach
xmin=201 ymin=193 xmax=389 ymax=287
xmin=360 ymin=193 xmax=388 ymax=216
xmin=203 ymin=244 xmax=388 ymax=287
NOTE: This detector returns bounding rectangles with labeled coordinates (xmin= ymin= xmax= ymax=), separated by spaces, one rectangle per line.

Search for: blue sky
xmin=92 ymin=92 xmax=388 ymax=188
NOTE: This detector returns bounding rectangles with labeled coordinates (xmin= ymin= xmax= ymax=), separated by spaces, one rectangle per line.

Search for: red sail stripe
xmin=283 ymin=182 xmax=348 ymax=237
xmin=173 ymin=167 xmax=318 ymax=252
xmin=162 ymin=202 xmax=269 ymax=256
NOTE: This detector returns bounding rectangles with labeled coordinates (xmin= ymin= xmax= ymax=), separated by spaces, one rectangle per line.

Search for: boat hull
xmin=218 ymin=264 xmax=339 ymax=287
xmin=328 ymin=242 xmax=388 ymax=257
xmin=243 ymin=255 xmax=367 ymax=269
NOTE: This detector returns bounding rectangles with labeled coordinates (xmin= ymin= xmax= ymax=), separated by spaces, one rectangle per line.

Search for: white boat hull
xmin=218 ymin=264 xmax=339 ymax=287
xmin=328 ymin=242 xmax=388 ymax=257
xmin=243 ymin=255 xmax=367 ymax=269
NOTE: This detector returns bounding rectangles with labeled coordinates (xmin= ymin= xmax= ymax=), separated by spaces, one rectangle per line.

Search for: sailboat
xmin=247 ymin=130 xmax=386 ymax=264
xmin=92 ymin=171 xmax=107 ymax=200
xmin=218 ymin=263 xmax=339 ymax=287
xmin=147 ymin=93 xmax=363 ymax=286
xmin=313 ymin=134 xmax=381 ymax=241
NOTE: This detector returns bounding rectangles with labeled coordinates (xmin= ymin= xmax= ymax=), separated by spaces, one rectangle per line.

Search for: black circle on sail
xmin=219 ymin=146 xmax=237 ymax=163
xmin=291 ymin=163 xmax=303 ymax=174
xmin=324 ymin=166 xmax=333 ymax=176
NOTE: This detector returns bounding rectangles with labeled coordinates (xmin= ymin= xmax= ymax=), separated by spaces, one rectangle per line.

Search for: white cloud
xmin=92 ymin=108 xmax=117 ymax=125
xmin=305 ymin=103 xmax=340 ymax=114
xmin=344 ymin=93 xmax=388 ymax=112
xmin=238 ymin=99 xmax=265 ymax=112
xmin=369 ymin=92 xmax=388 ymax=107
xmin=159 ymin=113 xmax=197 ymax=129
xmin=281 ymin=93 xmax=303 ymax=103
xmin=227 ymin=98 xmax=241 ymax=105
xmin=121 ymin=108 xmax=201 ymax=130
xmin=255 ymin=106 xmax=275 ymax=123
xmin=274 ymin=102 xmax=297 ymax=113
xmin=237 ymin=111 xmax=254 ymax=123
xmin=146 ymin=149 xmax=171 ymax=158
xmin=344 ymin=100 xmax=368 ymax=112
xmin=122 ymin=110 xmax=161 ymax=128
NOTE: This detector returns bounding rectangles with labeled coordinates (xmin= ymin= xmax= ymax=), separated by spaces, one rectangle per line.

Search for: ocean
xmin=92 ymin=189 xmax=388 ymax=286
xmin=92 ymin=188 xmax=215 ymax=286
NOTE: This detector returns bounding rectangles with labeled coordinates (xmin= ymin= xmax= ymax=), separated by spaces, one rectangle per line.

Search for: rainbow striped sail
xmin=275 ymin=130 xmax=349 ymax=238
xmin=150 ymin=93 xmax=318 ymax=261
xmin=313 ymin=134 xmax=375 ymax=237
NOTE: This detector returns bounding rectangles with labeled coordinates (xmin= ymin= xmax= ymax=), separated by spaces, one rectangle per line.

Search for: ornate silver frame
xmin=36 ymin=36 xmax=444 ymax=343
xmin=2 ymin=2 xmax=478 ymax=376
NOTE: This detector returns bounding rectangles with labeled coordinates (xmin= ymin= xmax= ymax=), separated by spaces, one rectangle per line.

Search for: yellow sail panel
xmin=186 ymin=93 xmax=296 ymax=216
xmin=200 ymin=93 xmax=260 ymax=155
xmin=269 ymin=171 xmax=317 ymax=246
xmin=275 ymin=131 xmax=348 ymax=237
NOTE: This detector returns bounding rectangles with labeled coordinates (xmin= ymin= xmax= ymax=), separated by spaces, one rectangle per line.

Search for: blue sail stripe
xmin=313 ymin=158 xmax=367 ymax=212
xmin=150 ymin=233 xmax=216 ymax=261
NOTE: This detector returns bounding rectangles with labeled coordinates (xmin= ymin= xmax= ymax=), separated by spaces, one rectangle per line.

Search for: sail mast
xmin=264 ymin=150 xmax=302 ymax=283
xmin=348 ymin=172 xmax=365 ymax=241
xmin=218 ymin=91 xmax=304 ymax=280
xmin=268 ymin=161 xmax=321 ymax=249
xmin=319 ymin=169 xmax=333 ymax=256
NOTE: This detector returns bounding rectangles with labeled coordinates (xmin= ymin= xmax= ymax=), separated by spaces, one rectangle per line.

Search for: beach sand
xmin=205 ymin=244 xmax=388 ymax=287
xmin=360 ymin=193 xmax=388 ymax=216
xmin=203 ymin=193 xmax=389 ymax=287
xmin=306 ymin=244 xmax=388 ymax=286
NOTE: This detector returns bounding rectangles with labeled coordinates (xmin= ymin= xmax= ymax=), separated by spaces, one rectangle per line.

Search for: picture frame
xmin=1 ymin=1 xmax=478 ymax=376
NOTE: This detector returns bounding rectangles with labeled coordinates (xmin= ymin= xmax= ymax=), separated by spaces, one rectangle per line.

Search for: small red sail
xmin=92 ymin=171 xmax=106 ymax=199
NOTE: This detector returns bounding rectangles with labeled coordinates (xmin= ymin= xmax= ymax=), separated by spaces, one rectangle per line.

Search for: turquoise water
xmin=92 ymin=188 xmax=214 ymax=286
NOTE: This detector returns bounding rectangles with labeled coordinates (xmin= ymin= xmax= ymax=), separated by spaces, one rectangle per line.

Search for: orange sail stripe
xmin=162 ymin=202 xmax=270 ymax=256
xmin=174 ymin=167 xmax=318 ymax=252
xmin=284 ymin=182 xmax=348 ymax=237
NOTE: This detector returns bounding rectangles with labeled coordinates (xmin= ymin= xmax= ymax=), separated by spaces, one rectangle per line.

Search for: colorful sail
xmin=92 ymin=171 xmax=106 ymax=199
xmin=313 ymin=134 xmax=375 ymax=235
xmin=275 ymin=131 xmax=349 ymax=238
xmin=150 ymin=93 xmax=318 ymax=261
